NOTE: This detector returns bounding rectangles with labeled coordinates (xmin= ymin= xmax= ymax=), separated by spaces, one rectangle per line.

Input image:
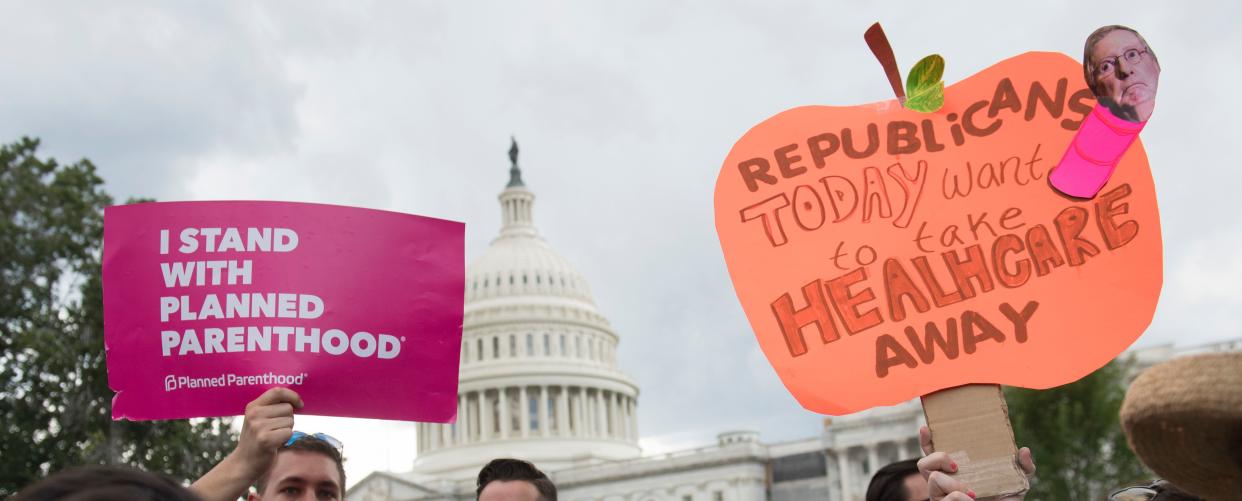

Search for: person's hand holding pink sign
xmin=190 ymin=387 xmax=303 ymax=501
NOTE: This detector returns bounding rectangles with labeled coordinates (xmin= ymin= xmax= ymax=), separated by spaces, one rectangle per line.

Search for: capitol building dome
xmin=412 ymin=141 xmax=641 ymax=480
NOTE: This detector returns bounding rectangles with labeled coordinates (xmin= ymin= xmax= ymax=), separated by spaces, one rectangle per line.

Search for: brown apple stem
xmin=864 ymin=22 xmax=906 ymax=106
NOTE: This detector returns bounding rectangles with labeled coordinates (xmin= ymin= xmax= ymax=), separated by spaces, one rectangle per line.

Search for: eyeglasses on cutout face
xmin=1096 ymin=48 xmax=1149 ymax=76
xmin=284 ymin=431 xmax=344 ymax=452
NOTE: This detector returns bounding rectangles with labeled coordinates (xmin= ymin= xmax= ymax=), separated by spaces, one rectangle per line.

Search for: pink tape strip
xmin=1049 ymin=104 xmax=1145 ymax=199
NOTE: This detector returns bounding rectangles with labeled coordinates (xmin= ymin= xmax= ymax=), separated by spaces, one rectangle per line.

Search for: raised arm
xmin=190 ymin=387 xmax=304 ymax=501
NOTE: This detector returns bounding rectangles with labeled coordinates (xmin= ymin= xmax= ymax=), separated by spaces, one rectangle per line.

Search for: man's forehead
xmin=269 ymin=450 xmax=342 ymax=487
xmin=1096 ymin=30 xmax=1142 ymax=52
xmin=479 ymin=479 xmax=541 ymax=501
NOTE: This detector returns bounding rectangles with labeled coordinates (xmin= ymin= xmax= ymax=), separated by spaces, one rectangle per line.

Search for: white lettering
xmin=253 ymin=293 xmax=275 ymax=317
xmin=217 ymin=228 xmax=245 ymax=252
xmin=161 ymin=260 xmax=250 ymax=286
xmin=166 ymin=293 xmax=330 ymax=320
xmin=199 ymin=294 xmax=223 ymax=320
xmin=277 ymin=293 xmax=297 ymax=318
xmin=247 ymin=228 xmax=272 ymax=251
xmin=204 ymin=260 xmax=227 ymax=285
xmin=160 ymin=297 xmax=179 ymax=322
xmin=350 ymin=331 xmax=377 ymax=357
xmin=246 ymin=326 xmax=272 ymax=352
xmin=161 ymin=262 xmax=194 ymax=287
xmin=174 ymin=227 xmax=295 ymax=254
xmin=160 ymin=327 xmax=402 ymax=359
xmin=200 ymin=227 xmax=222 ymax=252
xmin=161 ymin=330 xmax=180 ymax=356
xmin=179 ymin=329 xmax=203 ymax=355
xmin=226 ymin=293 xmax=249 ymax=318
xmin=204 ymin=328 xmax=225 ymax=353
xmin=179 ymin=228 xmax=199 ymax=253
xmin=296 ymin=327 xmax=319 ymax=353
xmin=226 ymin=326 xmax=245 ymax=353
xmin=274 ymin=228 xmax=298 ymax=252
xmin=180 ymin=295 xmax=195 ymax=321
xmin=379 ymin=334 xmax=401 ymax=359
xmin=227 ymin=260 xmax=252 ymax=285
xmin=299 ymin=294 xmax=323 ymax=319
xmin=273 ymin=326 xmax=293 ymax=351
xmin=323 ymin=329 xmax=349 ymax=355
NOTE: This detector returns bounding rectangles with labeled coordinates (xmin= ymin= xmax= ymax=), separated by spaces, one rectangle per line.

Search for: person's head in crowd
xmin=14 ymin=464 xmax=201 ymax=501
xmin=251 ymin=432 xmax=346 ymax=501
xmin=1120 ymin=352 xmax=1242 ymax=500
xmin=476 ymin=458 xmax=557 ymax=501
xmin=1083 ymin=25 xmax=1160 ymax=122
xmin=866 ymin=458 xmax=928 ymax=501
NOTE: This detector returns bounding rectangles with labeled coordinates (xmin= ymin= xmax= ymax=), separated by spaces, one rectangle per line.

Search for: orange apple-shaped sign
xmin=714 ymin=52 xmax=1161 ymax=415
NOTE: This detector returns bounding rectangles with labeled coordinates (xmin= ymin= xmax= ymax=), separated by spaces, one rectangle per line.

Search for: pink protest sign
xmin=103 ymin=201 xmax=464 ymax=422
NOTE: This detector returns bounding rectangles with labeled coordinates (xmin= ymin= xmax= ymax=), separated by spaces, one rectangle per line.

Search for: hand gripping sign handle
xmin=1049 ymin=103 xmax=1146 ymax=199
xmin=921 ymin=384 xmax=1030 ymax=499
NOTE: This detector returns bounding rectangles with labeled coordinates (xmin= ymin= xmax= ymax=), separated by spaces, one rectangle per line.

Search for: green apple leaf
xmin=905 ymin=54 xmax=945 ymax=113
xmin=906 ymin=81 xmax=944 ymax=113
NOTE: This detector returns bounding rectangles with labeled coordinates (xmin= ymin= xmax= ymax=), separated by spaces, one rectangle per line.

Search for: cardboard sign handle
xmin=921 ymin=384 xmax=1029 ymax=499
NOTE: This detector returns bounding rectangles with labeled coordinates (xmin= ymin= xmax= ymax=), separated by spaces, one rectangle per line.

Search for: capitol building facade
xmin=348 ymin=148 xmax=1242 ymax=501
xmin=347 ymin=149 xmax=926 ymax=501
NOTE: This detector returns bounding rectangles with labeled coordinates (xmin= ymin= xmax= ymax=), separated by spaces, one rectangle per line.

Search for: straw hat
xmin=1120 ymin=352 xmax=1242 ymax=500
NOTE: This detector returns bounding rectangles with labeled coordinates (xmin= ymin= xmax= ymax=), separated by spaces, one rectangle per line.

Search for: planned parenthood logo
xmin=164 ymin=372 xmax=308 ymax=392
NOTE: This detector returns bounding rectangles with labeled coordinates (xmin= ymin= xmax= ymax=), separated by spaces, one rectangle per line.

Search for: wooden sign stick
xmin=921 ymin=384 xmax=1029 ymax=499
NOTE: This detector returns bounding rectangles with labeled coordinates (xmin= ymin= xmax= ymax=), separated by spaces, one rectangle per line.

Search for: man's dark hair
xmin=476 ymin=458 xmax=556 ymax=501
xmin=866 ymin=458 xmax=922 ymax=501
xmin=14 ymin=464 xmax=201 ymax=501
xmin=254 ymin=435 xmax=346 ymax=494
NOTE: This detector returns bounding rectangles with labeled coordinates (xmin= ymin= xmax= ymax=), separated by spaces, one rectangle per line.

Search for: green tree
xmin=1005 ymin=359 xmax=1149 ymax=500
xmin=0 ymin=137 xmax=236 ymax=496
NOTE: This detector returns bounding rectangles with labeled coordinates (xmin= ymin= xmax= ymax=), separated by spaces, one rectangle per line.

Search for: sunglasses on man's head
xmin=284 ymin=431 xmax=344 ymax=452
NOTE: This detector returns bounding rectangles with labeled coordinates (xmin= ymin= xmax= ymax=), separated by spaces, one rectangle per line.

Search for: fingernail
xmin=967 ymin=490 xmax=976 ymax=499
xmin=950 ymin=461 xmax=958 ymax=471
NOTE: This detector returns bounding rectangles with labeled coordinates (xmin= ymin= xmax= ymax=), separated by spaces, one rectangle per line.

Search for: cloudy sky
xmin=4 ymin=0 xmax=1239 ymax=487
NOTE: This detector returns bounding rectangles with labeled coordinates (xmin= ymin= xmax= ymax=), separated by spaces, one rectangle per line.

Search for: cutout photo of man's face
xmin=1086 ymin=26 xmax=1160 ymax=122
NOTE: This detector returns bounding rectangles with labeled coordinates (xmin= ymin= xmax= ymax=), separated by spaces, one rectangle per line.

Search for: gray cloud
xmin=0 ymin=2 xmax=304 ymax=201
